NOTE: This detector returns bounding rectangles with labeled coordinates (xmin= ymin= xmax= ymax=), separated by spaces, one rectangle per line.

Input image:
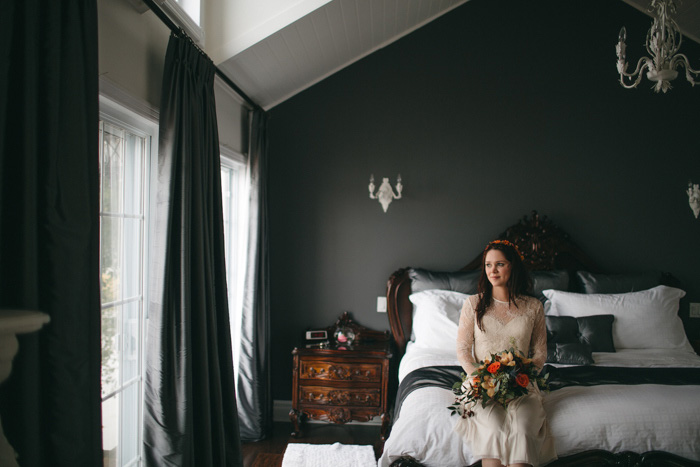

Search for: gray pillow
xmin=409 ymin=268 xmax=570 ymax=297
xmin=546 ymin=314 xmax=615 ymax=353
xmin=408 ymin=268 xmax=480 ymax=294
xmin=576 ymin=271 xmax=661 ymax=294
xmin=531 ymin=270 xmax=569 ymax=299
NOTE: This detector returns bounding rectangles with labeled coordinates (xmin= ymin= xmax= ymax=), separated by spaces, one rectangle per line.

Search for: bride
xmin=455 ymin=240 xmax=556 ymax=467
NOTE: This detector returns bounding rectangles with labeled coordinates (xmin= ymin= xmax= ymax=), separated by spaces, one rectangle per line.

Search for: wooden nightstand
xmin=289 ymin=313 xmax=393 ymax=441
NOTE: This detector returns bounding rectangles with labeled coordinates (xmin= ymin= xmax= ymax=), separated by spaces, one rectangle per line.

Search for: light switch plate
xmin=690 ymin=303 xmax=700 ymax=318
xmin=377 ymin=296 xmax=387 ymax=313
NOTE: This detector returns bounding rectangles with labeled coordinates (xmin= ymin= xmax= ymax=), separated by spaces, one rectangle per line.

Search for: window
xmin=99 ymin=97 xmax=157 ymax=467
xmin=220 ymin=148 xmax=248 ymax=372
xmin=161 ymin=0 xmax=203 ymax=45
xmin=175 ymin=0 xmax=200 ymax=25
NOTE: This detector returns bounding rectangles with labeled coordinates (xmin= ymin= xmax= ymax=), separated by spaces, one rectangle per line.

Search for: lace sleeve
xmin=529 ymin=300 xmax=547 ymax=372
xmin=457 ymin=297 xmax=477 ymax=375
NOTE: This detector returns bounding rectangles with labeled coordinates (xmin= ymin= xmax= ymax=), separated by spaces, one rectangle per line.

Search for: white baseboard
xmin=273 ymin=399 xmax=381 ymax=426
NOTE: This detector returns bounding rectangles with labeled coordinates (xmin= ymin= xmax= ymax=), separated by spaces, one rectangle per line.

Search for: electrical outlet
xmin=690 ymin=303 xmax=700 ymax=318
xmin=377 ymin=296 xmax=387 ymax=313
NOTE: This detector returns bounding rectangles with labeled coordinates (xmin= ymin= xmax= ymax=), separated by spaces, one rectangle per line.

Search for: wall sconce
xmin=688 ymin=182 xmax=700 ymax=218
xmin=369 ymin=174 xmax=402 ymax=212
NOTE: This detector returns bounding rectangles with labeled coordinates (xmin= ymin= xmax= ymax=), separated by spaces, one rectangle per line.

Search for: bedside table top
xmin=293 ymin=340 xmax=393 ymax=358
xmin=294 ymin=312 xmax=393 ymax=358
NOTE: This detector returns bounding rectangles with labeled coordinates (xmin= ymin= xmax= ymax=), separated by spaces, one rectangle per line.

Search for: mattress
xmin=380 ymin=343 xmax=700 ymax=467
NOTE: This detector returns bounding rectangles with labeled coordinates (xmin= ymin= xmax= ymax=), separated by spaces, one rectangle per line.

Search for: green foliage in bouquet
xmin=448 ymin=345 xmax=549 ymax=418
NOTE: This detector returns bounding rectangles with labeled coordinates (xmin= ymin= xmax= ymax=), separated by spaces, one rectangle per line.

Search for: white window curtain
xmin=235 ymin=109 xmax=271 ymax=441
xmin=220 ymin=147 xmax=248 ymax=377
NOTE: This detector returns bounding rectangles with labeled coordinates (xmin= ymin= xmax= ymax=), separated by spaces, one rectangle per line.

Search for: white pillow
xmin=409 ymin=289 xmax=468 ymax=353
xmin=542 ymin=286 xmax=692 ymax=351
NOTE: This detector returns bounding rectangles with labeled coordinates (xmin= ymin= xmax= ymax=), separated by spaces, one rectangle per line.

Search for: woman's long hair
xmin=475 ymin=240 xmax=532 ymax=331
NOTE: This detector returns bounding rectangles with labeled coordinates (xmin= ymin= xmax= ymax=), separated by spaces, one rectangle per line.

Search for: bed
xmin=378 ymin=212 xmax=700 ymax=467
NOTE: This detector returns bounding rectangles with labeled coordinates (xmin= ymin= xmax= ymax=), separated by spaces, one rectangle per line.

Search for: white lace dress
xmin=454 ymin=295 xmax=557 ymax=466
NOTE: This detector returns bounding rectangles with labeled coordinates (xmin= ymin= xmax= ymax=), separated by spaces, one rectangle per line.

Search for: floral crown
xmin=485 ymin=239 xmax=524 ymax=261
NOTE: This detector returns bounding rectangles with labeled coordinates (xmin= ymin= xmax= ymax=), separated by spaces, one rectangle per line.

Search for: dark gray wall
xmin=267 ymin=0 xmax=700 ymax=401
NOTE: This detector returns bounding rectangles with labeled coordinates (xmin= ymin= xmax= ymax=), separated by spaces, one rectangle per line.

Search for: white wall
xmin=98 ymin=0 xmax=169 ymax=110
xmin=215 ymin=78 xmax=249 ymax=154
xmin=98 ymin=0 xmax=249 ymax=153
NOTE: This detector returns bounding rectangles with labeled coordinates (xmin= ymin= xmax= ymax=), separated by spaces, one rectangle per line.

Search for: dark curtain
xmin=0 ymin=1 xmax=102 ymax=467
xmin=144 ymin=33 xmax=242 ymax=466
xmin=237 ymin=110 xmax=272 ymax=441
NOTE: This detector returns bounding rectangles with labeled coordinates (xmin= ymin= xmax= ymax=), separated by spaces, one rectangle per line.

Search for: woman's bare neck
xmin=492 ymin=287 xmax=509 ymax=302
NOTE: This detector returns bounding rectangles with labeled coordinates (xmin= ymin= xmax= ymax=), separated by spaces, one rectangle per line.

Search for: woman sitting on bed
xmin=455 ymin=240 xmax=557 ymax=467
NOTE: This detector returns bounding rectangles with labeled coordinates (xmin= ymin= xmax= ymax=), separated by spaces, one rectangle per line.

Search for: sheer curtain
xmin=236 ymin=110 xmax=272 ymax=441
xmin=143 ymin=33 xmax=242 ymax=466
xmin=0 ymin=1 xmax=102 ymax=466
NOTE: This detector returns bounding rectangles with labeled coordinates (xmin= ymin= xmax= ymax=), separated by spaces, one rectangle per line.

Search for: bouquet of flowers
xmin=448 ymin=346 xmax=549 ymax=418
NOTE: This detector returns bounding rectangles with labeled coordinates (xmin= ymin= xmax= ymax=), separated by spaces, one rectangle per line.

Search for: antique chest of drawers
xmin=289 ymin=313 xmax=393 ymax=440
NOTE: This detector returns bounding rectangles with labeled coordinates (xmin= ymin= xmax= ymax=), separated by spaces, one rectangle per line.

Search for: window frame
xmin=219 ymin=146 xmax=248 ymax=374
xmin=99 ymin=95 xmax=158 ymax=467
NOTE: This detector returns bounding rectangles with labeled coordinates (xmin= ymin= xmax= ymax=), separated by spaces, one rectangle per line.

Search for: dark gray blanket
xmin=393 ymin=364 xmax=700 ymax=422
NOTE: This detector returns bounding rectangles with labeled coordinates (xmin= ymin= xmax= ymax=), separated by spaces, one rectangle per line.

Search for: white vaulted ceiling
xmin=214 ymin=0 xmax=469 ymax=110
xmin=209 ymin=0 xmax=700 ymax=110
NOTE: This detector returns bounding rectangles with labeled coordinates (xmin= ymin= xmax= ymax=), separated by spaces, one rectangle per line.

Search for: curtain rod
xmin=140 ymin=0 xmax=262 ymax=112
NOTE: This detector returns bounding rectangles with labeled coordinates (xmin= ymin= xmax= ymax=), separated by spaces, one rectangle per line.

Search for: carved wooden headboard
xmin=385 ymin=211 xmax=600 ymax=357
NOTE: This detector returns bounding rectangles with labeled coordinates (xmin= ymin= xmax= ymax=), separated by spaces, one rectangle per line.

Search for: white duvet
xmin=379 ymin=343 xmax=700 ymax=467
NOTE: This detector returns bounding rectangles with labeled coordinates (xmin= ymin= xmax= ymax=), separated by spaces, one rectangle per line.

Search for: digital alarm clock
xmin=305 ymin=329 xmax=328 ymax=341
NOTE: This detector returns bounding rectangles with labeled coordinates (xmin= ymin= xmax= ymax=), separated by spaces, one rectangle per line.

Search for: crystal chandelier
xmin=616 ymin=0 xmax=700 ymax=92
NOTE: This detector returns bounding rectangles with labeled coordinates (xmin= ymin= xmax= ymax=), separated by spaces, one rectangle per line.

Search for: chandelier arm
xmin=671 ymin=53 xmax=700 ymax=83
xmin=619 ymin=57 xmax=652 ymax=89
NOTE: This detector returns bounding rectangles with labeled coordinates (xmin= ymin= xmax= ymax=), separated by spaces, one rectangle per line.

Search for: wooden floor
xmin=242 ymin=421 xmax=384 ymax=467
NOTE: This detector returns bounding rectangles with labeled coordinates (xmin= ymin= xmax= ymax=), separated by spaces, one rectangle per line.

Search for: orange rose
xmin=487 ymin=362 xmax=501 ymax=374
xmin=516 ymin=373 xmax=529 ymax=387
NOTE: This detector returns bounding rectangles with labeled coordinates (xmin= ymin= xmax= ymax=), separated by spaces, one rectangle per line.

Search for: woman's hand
xmin=465 ymin=374 xmax=481 ymax=391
